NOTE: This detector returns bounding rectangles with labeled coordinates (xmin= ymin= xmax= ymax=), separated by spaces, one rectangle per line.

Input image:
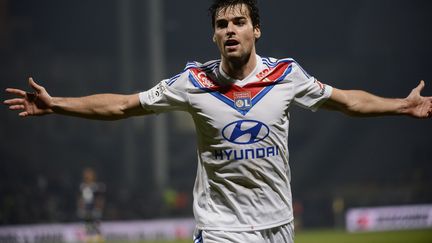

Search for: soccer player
xmin=77 ymin=167 xmax=106 ymax=243
xmin=4 ymin=0 xmax=432 ymax=242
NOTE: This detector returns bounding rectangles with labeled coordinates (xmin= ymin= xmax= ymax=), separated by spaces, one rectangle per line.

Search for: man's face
xmin=213 ymin=4 xmax=261 ymax=62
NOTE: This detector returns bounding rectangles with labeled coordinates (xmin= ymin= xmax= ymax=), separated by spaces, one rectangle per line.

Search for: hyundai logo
xmin=222 ymin=120 xmax=270 ymax=144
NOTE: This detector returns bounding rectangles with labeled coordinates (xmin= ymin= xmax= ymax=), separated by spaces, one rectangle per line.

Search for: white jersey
xmin=139 ymin=55 xmax=333 ymax=231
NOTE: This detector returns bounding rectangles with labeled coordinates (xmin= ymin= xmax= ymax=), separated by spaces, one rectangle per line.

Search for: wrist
xmin=49 ymin=97 xmax=62 ymax=113
xmin=399 ymin=97 xmax=412 ymax=116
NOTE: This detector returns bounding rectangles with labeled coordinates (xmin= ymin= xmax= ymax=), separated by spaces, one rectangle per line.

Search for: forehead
xmin=215 ymin=3 xmax=251 ymax=21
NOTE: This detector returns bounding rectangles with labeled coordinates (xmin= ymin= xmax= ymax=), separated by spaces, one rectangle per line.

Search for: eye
xmin=216 ymin=20 xmax=228 ymax=29
xmin=234 ymin=18 xmax=247 ymax=27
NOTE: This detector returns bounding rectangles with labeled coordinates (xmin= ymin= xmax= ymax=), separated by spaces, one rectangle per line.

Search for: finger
xmin=18 ymin=111 xmax=29 ymax=117
xmin=9 ymin=105 xmax=25 ymax=110
xmin=414 ymin=80 xmax=425 ymax=93
xmin=29 ymin=77 xmax=43 ymax=92
xmin=4 ymin=98 xmax=26 ymax=105
xmin=5 ymin=88 xmax=27 ymax=97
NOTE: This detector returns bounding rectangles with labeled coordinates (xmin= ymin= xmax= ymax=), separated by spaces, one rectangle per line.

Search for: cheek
xmin=213 ymin=33 xmax=224 ymax=46
xmin=241 ymin=28 xmax=256 ymax=42
xmin=215 ymin=39 xmax=224 ymax=50
xmin=243 ymin=32 xmax=256 ymax=46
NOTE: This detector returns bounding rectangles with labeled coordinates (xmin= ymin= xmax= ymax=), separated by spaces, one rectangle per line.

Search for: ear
xmin=212 ymin=34 xmax=216 ymax=43
xmin=254 ymin=26 xmax=261 ymax=40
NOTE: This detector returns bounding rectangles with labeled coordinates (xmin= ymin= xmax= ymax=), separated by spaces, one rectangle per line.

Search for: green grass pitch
xmin=108 ymin=228 xmax=432 ymax=243
xmin=294 ymin=229 xmax=432 ymax=243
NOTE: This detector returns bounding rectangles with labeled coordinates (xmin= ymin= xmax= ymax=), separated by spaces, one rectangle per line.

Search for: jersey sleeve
xmin=291 ymin=61 xmax=333 ymax=111
xmin=138 ymin=70 xmax=190 ymax=113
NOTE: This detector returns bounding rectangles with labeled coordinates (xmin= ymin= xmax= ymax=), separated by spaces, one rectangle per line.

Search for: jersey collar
xmin=218 ymin=55 xmax=262 ymax=87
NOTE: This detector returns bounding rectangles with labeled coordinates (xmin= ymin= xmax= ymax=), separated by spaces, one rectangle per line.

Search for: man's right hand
xmin=4 ymin=77 xmax=54 ymax=117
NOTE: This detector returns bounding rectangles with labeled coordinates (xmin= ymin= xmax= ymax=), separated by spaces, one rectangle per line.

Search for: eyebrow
xmin=215 ymin=16 xmax=248 ymax=24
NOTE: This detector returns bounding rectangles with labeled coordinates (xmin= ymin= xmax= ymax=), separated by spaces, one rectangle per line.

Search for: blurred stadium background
xmin=0 ymin=0 xmax=431 ymax=242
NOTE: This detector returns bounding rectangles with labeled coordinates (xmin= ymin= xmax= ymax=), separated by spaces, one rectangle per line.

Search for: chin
xmin=224 ymin=52 xmax=244 ymax=60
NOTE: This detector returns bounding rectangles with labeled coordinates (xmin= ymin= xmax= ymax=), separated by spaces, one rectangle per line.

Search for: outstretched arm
xmin=321 ymin=80 xmax=432 ymax=118
xmin=4 ymin=77 xmax=154 ymax=120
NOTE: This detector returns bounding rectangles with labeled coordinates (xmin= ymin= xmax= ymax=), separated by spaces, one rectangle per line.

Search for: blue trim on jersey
xmin=186 ymin=60 xmax=219 ymax=72
xmin=185 ymin=61 xmax=198 ymax=69
xmin=201 ymin=62 xmax=219 ymax=72
xmin=250 ymin=64 xmax=293 ymax=109
xmin=263 ymin=57 xmax=311 ymax=79
xmin=166 ymin=73 xmax=182 ymax=86
xmin=188 ymin=72 xmax=237 ymax=111
xmin=212 ymin=91 xmax=243 ymax=113
xmin=262 ymin=57 xmax=277 ymax=68
xmin=262 ymin=57 xmax=294 ymax=69
xmin=188 ymin=71 xmax=246 ymax=114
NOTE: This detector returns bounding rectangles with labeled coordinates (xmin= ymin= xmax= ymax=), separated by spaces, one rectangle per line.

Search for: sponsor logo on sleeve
xmin=148 ymin=82 xmax=167 ymax=103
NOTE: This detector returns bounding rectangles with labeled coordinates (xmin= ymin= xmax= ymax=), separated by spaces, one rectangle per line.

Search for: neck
xmin=221 ymin=52 xmax=257 ymax=80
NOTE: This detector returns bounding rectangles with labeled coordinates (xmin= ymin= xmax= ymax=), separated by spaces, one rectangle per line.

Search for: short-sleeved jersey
xmin=139 ymin=55 xmax=332 ymax=231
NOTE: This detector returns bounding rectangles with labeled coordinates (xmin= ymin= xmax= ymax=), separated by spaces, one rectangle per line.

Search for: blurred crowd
xmin=0 ymin=167 xmax=192 ymax=225
xmin=1 ymin=164 xmax=430 ymax=229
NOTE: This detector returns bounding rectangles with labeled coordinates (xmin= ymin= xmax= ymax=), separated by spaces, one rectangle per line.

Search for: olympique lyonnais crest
xmin=234 ymin=92 xmax=252 ymax=111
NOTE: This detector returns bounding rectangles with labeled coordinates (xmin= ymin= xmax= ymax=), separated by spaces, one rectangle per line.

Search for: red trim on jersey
xmin=190 ymin=61 xmax=291 ymax=101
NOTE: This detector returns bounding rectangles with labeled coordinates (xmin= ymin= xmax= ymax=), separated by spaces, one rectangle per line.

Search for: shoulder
xmin=256 ymin=56 xmax=314 ymax=83
xmin=166 ymin=59 xmax=221 ymax=87
xmin=260 ymin=56 xmax=296 ymax=68
xmin=166 ymin=60 xmax=220 ymax=86
xmin=263 ymin=56 xmax=313 ymax=78
xmin=184 ymin=59 xmax=220 ymax=73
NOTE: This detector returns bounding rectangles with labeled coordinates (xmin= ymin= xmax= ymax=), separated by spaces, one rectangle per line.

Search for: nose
xmin=226 ymin=22 xmax=235 ymax=36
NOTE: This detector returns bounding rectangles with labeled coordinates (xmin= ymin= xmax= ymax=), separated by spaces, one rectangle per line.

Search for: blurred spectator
xmin=77 ymin=167 xmax=106 ymax=243
xmin=332 ymin=196 xmax=345 ymax=229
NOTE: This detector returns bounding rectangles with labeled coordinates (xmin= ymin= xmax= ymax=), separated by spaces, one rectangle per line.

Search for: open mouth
xmin=225 ymin=39 xmax=239 ymax=47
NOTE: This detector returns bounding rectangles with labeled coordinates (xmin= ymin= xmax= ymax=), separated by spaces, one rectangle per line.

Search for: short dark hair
xmin=209 ymin=0 xmax=260 ymax=28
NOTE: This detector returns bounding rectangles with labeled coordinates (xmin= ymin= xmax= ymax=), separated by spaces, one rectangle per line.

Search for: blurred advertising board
xmin=0 ymin=218 xmax=195 ymax=243
xmin=346 ymin=204 xmax=432 ymax=232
